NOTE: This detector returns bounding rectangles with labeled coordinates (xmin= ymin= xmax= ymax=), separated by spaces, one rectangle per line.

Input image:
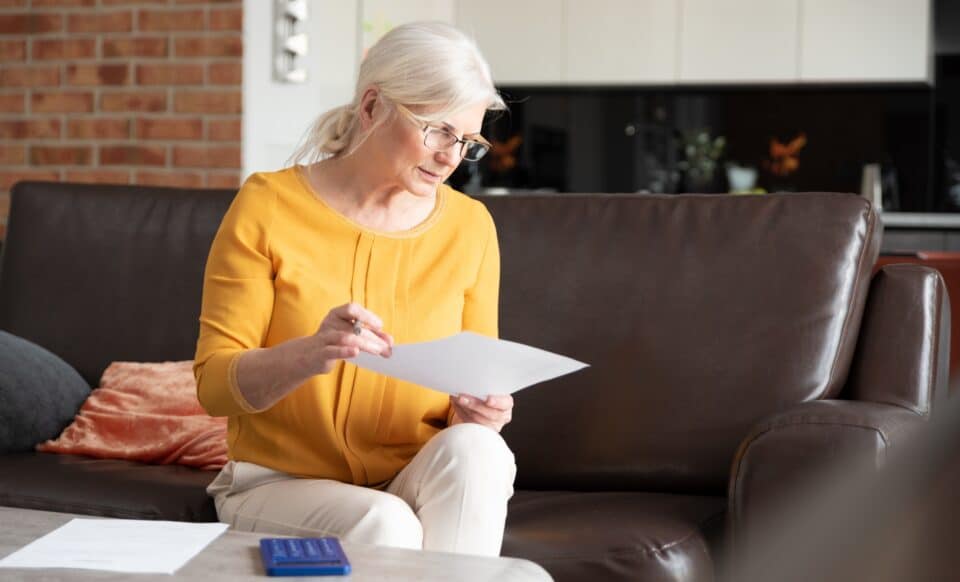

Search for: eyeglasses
xmin=395 ymin=103 xmax=491 ymax=162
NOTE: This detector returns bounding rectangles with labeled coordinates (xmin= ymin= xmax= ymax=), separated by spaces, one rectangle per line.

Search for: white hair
xmin=288 ymin=21 xmax=506 ymax=165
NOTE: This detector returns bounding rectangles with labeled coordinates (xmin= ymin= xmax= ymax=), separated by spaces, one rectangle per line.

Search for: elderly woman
xmin=194 ymin=21 xmax=516 ymax=557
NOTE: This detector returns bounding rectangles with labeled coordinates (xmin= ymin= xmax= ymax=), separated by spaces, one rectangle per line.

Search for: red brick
xmin=136 ymin=170 xmax=203 ymax=187
xmin=67 ymin=118 xmax=130 ymax=139
xmin=172 ymin=145 xmax=239 ymax=168
xmin=0 ymin=145 xmax=25 ymax=165
xmin=139 ymin=9 xmax=205 ymax=32
xmin=67 ymin=12 xmax=132 ymax=33
xmin=31 ymin=92 xmax=94 ymax=113
xmin=0 ymin=0 xmax=26 ymax=7
xmin=65 ymin=170 xmax=130 ymax=184
xmin=33 ymin=0 xmax=95 ymax=6
xmin=65 ymin=64 xmax=130 ymax=86
xmin=0 ymin=65 xmax=59 ymax=87
xmin=0 ymin=170 xmax=60 ymax=192
xmin=0 ymin=94 xmax=24 ymax=113
xmin=0 ymin=119 xmax=60 ymax=139
xmin=0 ymin=14 xmax=62 ymax=34
xmin=30 ymin=145 xmax=93 ymax=166
xmin=206 ymin=172 xmax=240 ymax=188
xmin=207 ymin=118 xmax=240 ymax=141
xmin=102 ymin=37 xmax=167 ymax=58
xmin=174 ymin=36 xmax=241 ymax=57
xmin=136 ymin=117 xmax=203 ymax=140
xmin=209 ymin=7 xmax=241 ymax=31
xmin=100 ymin=144 xmax=166 ymax=166
xmin=32 ymin=38 xmax=96 ymax=60
xmin=0 ymin=40 xmax=26 ymax=61
xmin=100 ymin=91 xmax=166 ymax=112
xmin=174 ymin=90 xmax=240 ymax=114
xmin=101 ymin=0 xmax=166 ymax=4
xmin=208 ymin=62 xmax=240 ymax=85
xmin=136 ymin=63 xmax=203 ymax=85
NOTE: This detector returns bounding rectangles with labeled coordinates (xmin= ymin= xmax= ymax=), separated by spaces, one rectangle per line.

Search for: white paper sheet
xmin=349 ymin=331 xmax=588 ymax=398
xmin=0 ymin=518 xmax=229 ymax=574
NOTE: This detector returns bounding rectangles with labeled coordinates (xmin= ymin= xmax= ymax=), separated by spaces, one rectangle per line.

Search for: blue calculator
xmin=259 ymin=537 xmax=352 ymax=576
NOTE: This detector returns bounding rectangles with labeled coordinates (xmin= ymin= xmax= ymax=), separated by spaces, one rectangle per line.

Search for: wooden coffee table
xmin=0 ymin=507 xmax=552 ymax=581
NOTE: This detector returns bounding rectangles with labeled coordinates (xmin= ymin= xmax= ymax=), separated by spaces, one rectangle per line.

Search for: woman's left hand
xmin=450 ymin=393 xmax=513 ymax=433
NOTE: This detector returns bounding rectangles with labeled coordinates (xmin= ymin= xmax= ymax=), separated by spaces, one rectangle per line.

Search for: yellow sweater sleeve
xmin=462 ymin=205 xmax=500 ymax=338
xmin=194 ymin=174 xmax=277 ymax=417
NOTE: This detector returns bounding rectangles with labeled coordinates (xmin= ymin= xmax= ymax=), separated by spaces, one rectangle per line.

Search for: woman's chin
xmin=408 ymin=179 xmax=440 ymax=198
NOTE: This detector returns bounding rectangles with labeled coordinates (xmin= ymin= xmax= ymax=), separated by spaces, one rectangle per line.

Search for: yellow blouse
xmin=194 ymin=166 xmax=499 ymax=486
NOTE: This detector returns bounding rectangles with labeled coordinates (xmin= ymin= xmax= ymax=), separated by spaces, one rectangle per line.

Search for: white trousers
xmin=207 ymin=423 xmax=517 ymax=556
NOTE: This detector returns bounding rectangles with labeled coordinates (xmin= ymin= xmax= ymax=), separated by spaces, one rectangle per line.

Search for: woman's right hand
xmin=313 ymin=303 xmax=393 ymax=374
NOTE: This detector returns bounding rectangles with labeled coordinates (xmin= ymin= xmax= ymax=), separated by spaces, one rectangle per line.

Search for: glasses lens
xmin=424 ymin=128 xmax=457 ymax=151
xmin=462 ymin=141 xmax=489 ymax=162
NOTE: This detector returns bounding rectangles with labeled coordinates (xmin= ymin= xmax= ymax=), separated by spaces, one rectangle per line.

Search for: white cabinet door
xmin=456 ymin=0 xmax=566 ymax=85
xmin=362 ymin=0 xmax=455 ymax=55
xmin=799 ymin=0 xmax=931 ymax=82
xmin=679 ymin=0 xmax=800 ymax=83
xmin=566 ymin=0 xmax=678 ymax=84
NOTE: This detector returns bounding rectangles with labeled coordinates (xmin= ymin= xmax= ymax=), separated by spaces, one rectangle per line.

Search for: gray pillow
xmin=0 ymin=331 xmax=91 ymax=453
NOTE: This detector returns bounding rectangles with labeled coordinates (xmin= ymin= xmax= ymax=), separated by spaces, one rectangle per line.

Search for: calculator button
xmin=285 ymin=539 xmax=304 ymax=559
xmin=270 ymin=539 xmax=287 ymax=559
xmin=302 ymin=539 xmax=321 ymax=557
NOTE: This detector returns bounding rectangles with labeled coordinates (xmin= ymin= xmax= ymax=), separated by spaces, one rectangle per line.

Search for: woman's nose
xmin=434 ymin=146 xmax=460 ymax=167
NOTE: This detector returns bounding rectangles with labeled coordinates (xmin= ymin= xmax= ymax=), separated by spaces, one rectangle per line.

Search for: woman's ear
xmin=357 ymin=86 xmax=381 ymax=129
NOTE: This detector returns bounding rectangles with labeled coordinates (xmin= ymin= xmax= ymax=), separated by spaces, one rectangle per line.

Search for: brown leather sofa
xmin=0 ymin=182 xmax=949 ymax=582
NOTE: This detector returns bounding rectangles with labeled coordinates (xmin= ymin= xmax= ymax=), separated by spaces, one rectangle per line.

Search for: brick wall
xmin=0 ymin=0 xmax=243 ymax=238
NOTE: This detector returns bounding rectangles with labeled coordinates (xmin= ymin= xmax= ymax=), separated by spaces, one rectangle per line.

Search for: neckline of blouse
xmin=294 ymin=164 xmax=447 ymax=239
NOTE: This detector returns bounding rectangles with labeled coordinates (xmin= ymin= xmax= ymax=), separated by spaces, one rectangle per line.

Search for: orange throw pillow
xmin=37 ymin=361 xmax=227 ymax=470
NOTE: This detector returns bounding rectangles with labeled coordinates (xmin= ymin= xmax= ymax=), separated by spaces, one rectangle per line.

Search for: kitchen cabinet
xmin=678 ymin=0 xmax=800 ymax=83
xmin=362 ymin=0 xmax=455 ymax=53
xmin=800 ymin=0 xmax=931 ymax=82
xmin=455 ymin=0 xmax=566 ymax=84
xmin=451 ymin=0 xmax=931 ymax=86
xmin=566 ymin=0 xmax=678 ymax=84
xmin=456 ymin=0 xmax=678 ymax=85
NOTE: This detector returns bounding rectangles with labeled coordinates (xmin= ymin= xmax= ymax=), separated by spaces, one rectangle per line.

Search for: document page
xmin=0 ymin=518 xmax=229 ymax=574
xmin=350 ymin=331 xmax=588 ymax=398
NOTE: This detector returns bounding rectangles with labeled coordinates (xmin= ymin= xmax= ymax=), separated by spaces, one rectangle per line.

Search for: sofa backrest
xmin=0 ymin=183 xmax=880 ymax=495
xmin=482 ymin=193 xmax=881 ymax=495
xmin=0 ymin=181 xmax=233 ymax=387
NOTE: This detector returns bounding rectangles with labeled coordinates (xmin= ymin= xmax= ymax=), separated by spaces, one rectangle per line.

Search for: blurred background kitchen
xmin=438 ymin=0 xmax=959 ymax=217
xmin=1 ymin=0 xmax=957 ymax=238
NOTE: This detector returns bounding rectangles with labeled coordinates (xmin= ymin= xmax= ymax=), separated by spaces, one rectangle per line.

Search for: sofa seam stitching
xmin=825 ymin=201 xmax=874 ymax=397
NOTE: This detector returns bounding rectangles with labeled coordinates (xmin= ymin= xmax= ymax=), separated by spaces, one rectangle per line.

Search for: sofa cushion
xmin=0 ymin=452 xmax=217 ymax=521
xmin=0 ymin=331 xmax=90 ymax=454
xmin=37 ymin=361 xmax=228 ymax=469
xmin=502 ymin=490 xmax=726 ymax=582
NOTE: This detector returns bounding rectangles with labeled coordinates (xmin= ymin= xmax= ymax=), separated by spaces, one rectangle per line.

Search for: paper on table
xmin=0 ymin=518 xmax=228 ymax=574
xmin=349 ymin=331 xmax=588 ymax=398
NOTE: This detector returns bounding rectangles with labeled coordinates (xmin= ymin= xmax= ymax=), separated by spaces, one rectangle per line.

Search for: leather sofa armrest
xmin=847 ymin=264 xmax=950 ymax=417
xmin=728 ymin=399 xmax=924 ymax=550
